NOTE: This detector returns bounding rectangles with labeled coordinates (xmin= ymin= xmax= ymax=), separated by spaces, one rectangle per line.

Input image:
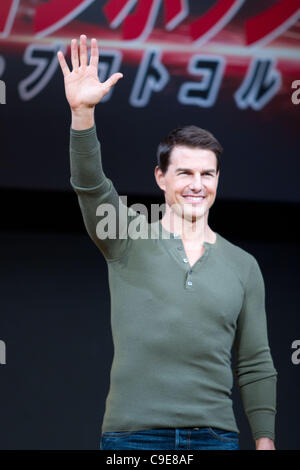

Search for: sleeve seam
xmin=247 ymin=410 xmax=276 ymax=416
xmin=70 ymin=177 xmax=108 ymax=192
xmin=238 ymin=372 xmax=278 ymax=388
xmin=70 ymin=125 xmax=96 ymax=135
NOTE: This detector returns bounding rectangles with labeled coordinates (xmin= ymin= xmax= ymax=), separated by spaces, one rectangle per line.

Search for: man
xmin=57 ymin=35 xmax=277 ymax=451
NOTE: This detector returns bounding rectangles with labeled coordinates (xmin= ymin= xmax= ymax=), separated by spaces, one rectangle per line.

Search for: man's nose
xmin=189 ymin=174 xmax=202 ymax=191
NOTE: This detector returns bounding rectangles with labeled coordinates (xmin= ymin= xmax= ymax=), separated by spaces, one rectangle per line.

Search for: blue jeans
xmin=100 ymin=427 xmax=239 ymax=450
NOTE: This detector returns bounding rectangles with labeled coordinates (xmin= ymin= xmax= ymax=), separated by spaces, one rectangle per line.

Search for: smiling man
xmin=154 ymin=127 xmax=221 ymax=266
xmin=58 ymin=35 xmax=278 ymax=451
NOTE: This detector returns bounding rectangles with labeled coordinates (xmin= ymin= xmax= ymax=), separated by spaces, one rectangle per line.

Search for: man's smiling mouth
xmin=182 ymin=195 xmax=206 ymax=203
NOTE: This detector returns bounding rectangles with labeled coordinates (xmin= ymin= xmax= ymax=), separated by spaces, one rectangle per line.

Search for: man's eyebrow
xmin=175 ymin=168 xmax=216 ymax=174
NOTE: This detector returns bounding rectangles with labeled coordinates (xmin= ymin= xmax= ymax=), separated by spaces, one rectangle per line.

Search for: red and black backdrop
xmin=0 ymin=0 xmax=299 ymax=202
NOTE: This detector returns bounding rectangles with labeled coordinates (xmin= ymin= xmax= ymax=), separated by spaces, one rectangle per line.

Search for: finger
xmin=103 ymin=72 xmax=123 ymax=89
xmin=79 ymin=34 xmax=88 ymax=67
xmin=71 ymin=38 xmax=79 ymax=69
xmin=89 ymin=38 xmax=99 ymax=68
xmin=57 ymin=50 xmax=70 ymax=77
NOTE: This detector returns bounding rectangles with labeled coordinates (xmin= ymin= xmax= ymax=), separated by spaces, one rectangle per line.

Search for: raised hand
xmin=57 ymin=34 xmax=123 ymax=111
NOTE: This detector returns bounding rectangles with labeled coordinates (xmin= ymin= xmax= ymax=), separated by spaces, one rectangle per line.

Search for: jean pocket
xmin=207 ymin=427 xmax=239 ymax=443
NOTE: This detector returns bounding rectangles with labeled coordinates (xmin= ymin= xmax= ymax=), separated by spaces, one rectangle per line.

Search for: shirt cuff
xmin=248 ymin=411 xmax=276 ymax=441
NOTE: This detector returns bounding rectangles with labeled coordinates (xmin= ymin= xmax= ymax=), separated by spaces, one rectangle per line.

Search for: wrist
xmin=255 ymin=437 xmax=275 ymax=450
xmin=71 ymin=106 xmax=95 ymax=130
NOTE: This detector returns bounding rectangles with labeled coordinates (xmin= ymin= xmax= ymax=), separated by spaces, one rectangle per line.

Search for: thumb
xmin=103 ymin=72 xmax=123 ymax=89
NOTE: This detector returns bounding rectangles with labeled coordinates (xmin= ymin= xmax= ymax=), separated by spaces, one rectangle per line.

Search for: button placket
xmin=173 ymin=236 xmax=195 ymax=289
xmin=186 ymin=268 xmax=193 ymax=288
xmin=158 ymin=224 xmax=217 ymax=292
xmin=175 ymin=240 xmax=194 ymax=289
xmin=163 ymin=229 xmax=213 ymax=290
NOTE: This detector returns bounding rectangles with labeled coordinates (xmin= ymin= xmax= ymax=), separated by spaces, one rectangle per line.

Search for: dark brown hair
xmin=157 ymin=125 xmax=223 ymax=174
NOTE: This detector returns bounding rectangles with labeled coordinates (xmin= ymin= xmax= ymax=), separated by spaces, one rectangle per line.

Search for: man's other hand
xmin=255 ymin=437 xmax=275 ymax=450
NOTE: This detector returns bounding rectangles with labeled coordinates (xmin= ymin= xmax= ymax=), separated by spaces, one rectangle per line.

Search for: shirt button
xmin=177 ymin=246 xmax=183 ymax=251
xmin=189 ymin=269 xmax=192 ymax=274
xmin=187 ymin=281 xmax=193 ymax=286
xmin=183 ymin=258 xmax=188 ymax=263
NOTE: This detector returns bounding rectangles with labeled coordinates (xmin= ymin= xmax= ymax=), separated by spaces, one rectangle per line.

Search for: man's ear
xmin=154 ymin=165 xmax=166 ymax=191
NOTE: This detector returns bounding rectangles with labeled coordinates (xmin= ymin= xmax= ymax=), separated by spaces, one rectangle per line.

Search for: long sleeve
xmin=233 ymin=257 xmax=278 ymax=441
xmin=69 ymin=124 xmax=138 ymax=261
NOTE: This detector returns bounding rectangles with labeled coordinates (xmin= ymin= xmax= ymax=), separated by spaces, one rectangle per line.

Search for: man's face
xmin=155 ymin=145 xmax=219 ymax=223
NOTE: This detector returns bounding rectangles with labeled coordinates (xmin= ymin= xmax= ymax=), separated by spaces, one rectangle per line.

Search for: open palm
xmin=57 ymin=35 xmax=123 ymax=110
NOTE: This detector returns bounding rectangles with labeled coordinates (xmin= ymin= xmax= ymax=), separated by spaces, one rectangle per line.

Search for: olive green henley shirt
xmin=69 ymin=124 xmax=277 ymax=442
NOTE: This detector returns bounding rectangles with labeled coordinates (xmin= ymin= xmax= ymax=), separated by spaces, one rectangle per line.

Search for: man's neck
xmin=160 ymin=210 xmax=215 ymax=243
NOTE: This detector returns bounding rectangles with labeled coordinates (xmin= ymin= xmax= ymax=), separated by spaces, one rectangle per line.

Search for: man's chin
xmin=169 ymin=201 xmax=207 ymax=221
xmin=182 ymin=205 xmax=206 ymax=218
xmin=181 ymin=209 xmax=206 ymax=224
